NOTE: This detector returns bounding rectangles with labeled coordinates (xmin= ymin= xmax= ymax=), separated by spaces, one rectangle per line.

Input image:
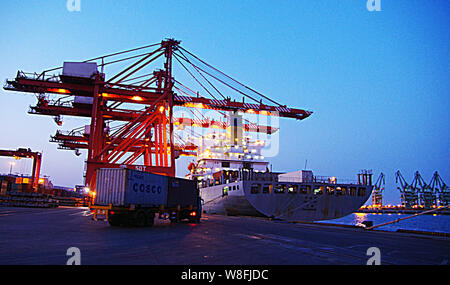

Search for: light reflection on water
xmin=353 ymin=213 xmax=368 ymax=226
xmin=316 ymin=213 xmax=450 ymax=234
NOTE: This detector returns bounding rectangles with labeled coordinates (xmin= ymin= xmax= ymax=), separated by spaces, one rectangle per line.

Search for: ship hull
xmin=200 ymin=180 xmax=372 ymax=221
xmin=200 ymin=181 xmax=259 ymax=216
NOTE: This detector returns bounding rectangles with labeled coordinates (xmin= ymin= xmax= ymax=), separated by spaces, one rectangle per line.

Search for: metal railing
xmin=16 ymin=70 xmax=60 ymax=82
xmin=279 ymin=175 xmax=358 ymax=185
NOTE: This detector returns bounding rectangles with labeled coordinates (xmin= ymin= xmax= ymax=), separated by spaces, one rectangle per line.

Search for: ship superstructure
xmin=186 ymin=112 xmax=373 ymax=221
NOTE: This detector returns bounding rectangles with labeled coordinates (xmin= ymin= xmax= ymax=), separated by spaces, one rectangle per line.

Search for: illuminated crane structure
xmin=428 ymin=171 xmax=450 ymax=206
xmin=4 ymin=39 xmax=312 ymax=190
xmin=411 ymin=171 xmax=436 ymax=208
xmin=396 ymin=170 xmax=450 ymax=208
xmin=0 ymin=148 xmax=42 ymax=190
xmin=371 ymin=172 xmax=385 ymax=208
xmin=396 ymin=170 xmax=419 ymax=208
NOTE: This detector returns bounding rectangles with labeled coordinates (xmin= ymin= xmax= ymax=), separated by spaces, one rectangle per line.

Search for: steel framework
xmin=428 ymin=171 xmax=450 ymax=206
xmin=396 ymin=170 xmax=419 ymax=208
xmin=4 ymin=39 xmax=312 ymax=190
xmin=0 ymin=148 xmax=42 ymax=190
xmin=396 ymin=170 xmax=450 ymax=208
xmin=371 ymin=172 xmax=385 ymax=207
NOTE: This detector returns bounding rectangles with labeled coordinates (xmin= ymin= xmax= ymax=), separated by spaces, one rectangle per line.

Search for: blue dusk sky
xmin=0 ymin=1 xmax=448 ymax=205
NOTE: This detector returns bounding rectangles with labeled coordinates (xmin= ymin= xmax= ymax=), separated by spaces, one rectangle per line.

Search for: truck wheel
xmin=134 ymin=210 xmax=147 ymax=227
xmin=196 ymin=210 xmax=201 ymax=223
xmin=108 ymin=216 xmax=121 ymax=227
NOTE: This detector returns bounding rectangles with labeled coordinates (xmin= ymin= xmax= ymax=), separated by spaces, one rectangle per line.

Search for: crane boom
xmin=5 ymin=76 xmax=311 ymax=120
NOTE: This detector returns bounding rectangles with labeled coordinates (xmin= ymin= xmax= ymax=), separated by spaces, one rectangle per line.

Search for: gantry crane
xmin=410 ymin=171 xmax=428 ymax=207
xmin=0 ymin=148 xmax=42 ymax=190
xmin=428 ymin=171 xmax=450 ymax=206
xmin=371 ymin=172 xmax=385 ymax=208
xmin=396 ymin=170 xmax=450 ymax=208
xmin=395 ymin=170 xmax=419 ymax=208
xmin=4 ymin=39 xmax=312 ymax=190
xmin=411 ymin=171 xmax=437 ymax=208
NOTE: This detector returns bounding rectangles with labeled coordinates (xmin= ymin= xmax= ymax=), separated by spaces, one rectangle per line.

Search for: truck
xmin=90 ymin=168 xmax=202 ymax=227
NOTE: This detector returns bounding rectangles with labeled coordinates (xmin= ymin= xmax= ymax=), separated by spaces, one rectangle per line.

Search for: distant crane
xmin=410 ymin=171 xmax=437 ymax=209
xmin=371 ymin=172 xmax=385 ymax=208
xmin=428 ymin=171 xmax=450 ymax=206
xmin=395 ymin=170 xmax=419 ymax=208
xmin=0 ymin=148 xmax=42 ymax=191
xmin=410 ymin=171 xmax=430 ymax=208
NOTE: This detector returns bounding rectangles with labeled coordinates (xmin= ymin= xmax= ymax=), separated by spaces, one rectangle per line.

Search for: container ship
xmin=186 ymin=113 xmax=373 ymax=222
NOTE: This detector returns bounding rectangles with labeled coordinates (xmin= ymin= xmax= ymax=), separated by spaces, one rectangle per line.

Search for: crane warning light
xmin=131 ymin=96 xmax=144 ymax=101
xmin=47 ymin=88 xmax=70 ymax=94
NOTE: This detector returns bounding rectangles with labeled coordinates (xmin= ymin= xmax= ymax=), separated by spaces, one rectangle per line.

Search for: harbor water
xmin=317 ymin=213 xmax=450 ymax=234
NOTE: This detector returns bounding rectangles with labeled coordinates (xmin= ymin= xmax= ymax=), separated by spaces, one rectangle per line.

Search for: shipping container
xmin=74 ymin=96 xmax=93 ymax=105
xmin=11 ymin=183 xmax=22 ymax=192
xmin=278 ymin=170 xmax=314 ymax=183
xmin=92 ymin=168 xmax=201 ymax=227
xmin=0 ymin=180 xmax=8 ymax=195
xmin=62 ymin=62 xmax=98 ymax=78
xmin=95 ymin=168 xmax=169 ymax=207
